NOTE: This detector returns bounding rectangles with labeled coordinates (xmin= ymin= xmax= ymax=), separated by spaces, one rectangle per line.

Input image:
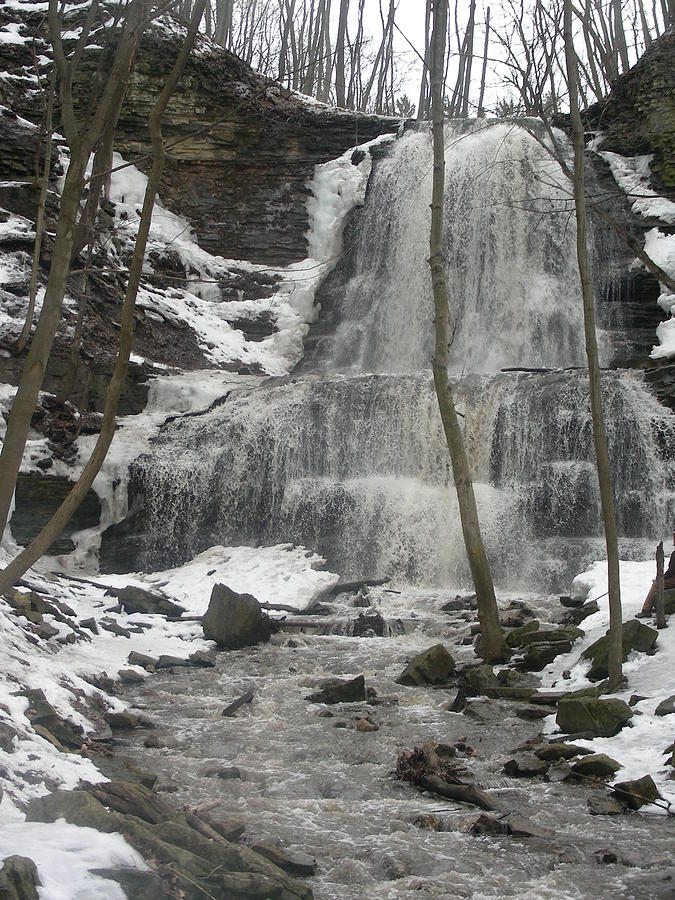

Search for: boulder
xmin=352 ymin=612 xmax=385 ymax=637
xmin=128 ymin=651 xmax=157 ymax=669
xmin=251 ymin=843 xmax=317 ymax=878
xmin=570 ymin=754 xmax=622 ymax=778
xmin=106 ymin=585 xmax=185 ymax=618
xmin=0 ymin=855 xmax=41 ymax=900
xmin=306 ymin=675 xmax=365 ymax=704
xmin=520 ymin=641 xmax=573 ymax=671
xmin=581 ymin=619 xmax=658 ymax=681
xmin=512 ymin=626 xmax=583 ymax=648
xmin=505 ymin=620 xmax=539 ymax=648
xmin=587 ymin=794 xmax=625 ymax=816
xmin=396 ymin=644 xmax=455 ymax=686
xmin=21 ymin=689 xmax=83 ymax=750
xmin=556 ymin=697 xmax=633 ymax=737
xmin=565 ymin=599 xmax=599 ymax=627
xmin=0 ymin=722 xmax=18 ymax=753
xmin=665 ymin=587 xmax=675 ymax=614
xmin=612 ymin=774 xmax=660 ymax=810
xmin=202 ymin=584 xmax=272 ymax=649
xmin=503 ymin=753 xmax=550 ymax=777
xmin=534 ymin=742 xmax=592 ymax=761
xmin=655 ymin=695 xmax=675 ymax=717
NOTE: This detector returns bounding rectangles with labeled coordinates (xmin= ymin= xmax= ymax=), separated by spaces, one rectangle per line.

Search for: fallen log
xmin=222 ymin=690 xmax=255 ymax=717
xmin=420 ymin=774 xmax=499 ymax=811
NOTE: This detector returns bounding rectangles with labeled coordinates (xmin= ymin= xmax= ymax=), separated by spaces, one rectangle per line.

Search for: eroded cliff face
xmin=98 ymin=28 xmax=398 ymax=267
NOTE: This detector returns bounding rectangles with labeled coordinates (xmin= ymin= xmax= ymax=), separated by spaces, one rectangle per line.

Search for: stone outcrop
xmin=581 ymin=619 xmax=658 ymax=681
xmin=556 ymin=697 xmax=633 ymax=737
xmin=396 ymin=644 xmax=456 ymax=686
xmin=202 ymin=583 xmax=273 ymax=649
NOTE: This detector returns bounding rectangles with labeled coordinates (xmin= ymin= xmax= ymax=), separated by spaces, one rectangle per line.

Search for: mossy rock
xmin=520 ymin=641 xmax=572 ymax=671
xmin=581 ymin=619 xmax=658 ymax=681
xmin=459 ymin=663 xmax=499 ymax=695
xmin=570 ymin=753 xmax=622 ymax=778
xmin=534 ymin=742 xmax=592 ymax=761
xmin=505 ymin=620 xmax=539 ymax=648
xmin=396 ymin=644 xmax=455 ymax=686
xmin=664 ymin=588 xmax=675 ymax=615
xmin=556 ymin=697 xmax=633 ymax=737
xmin=0 ymin=856 xmax=41 ymax=900
xmin=514 ymin=626 xmax=584 ymax=648
xmin=612 ymin=774 xmax=660 ymax=810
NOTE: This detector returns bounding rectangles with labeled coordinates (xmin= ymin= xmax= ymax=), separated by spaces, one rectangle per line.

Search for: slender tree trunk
xmin=564 ymin=0 xmax=622 ymax=689
xmin=0 ymin=0 xmax=146 ymax=541
xmin=335 ymin=0 xmax=349 ymax=107
xmin=0 ymin=2 xmax=207 ymax=595
xmin=476 ymin=6 xmax=490 ymax=118
xmin=428 ymin=0 xmax=508 ymax=664
xmin=417 ymin=0 xmax=432 ymax=120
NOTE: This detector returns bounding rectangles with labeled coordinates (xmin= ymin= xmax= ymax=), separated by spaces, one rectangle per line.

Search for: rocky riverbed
xmin=96 ymin=586 xmax=674 ymax=899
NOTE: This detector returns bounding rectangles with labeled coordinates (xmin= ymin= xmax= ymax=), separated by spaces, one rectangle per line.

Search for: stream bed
xmin=108 ymin=588 xmax=675 ymax=899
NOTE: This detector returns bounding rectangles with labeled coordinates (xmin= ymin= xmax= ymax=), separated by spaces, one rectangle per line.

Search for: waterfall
xmin=101 ymin=122 xmax=675 ymax=590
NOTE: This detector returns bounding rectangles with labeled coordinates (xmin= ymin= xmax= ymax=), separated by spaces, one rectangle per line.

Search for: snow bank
xmin=540 ymin=555 xmax=675 ymax=811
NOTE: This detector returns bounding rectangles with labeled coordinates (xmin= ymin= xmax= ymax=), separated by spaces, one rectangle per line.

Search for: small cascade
xmin=102 ymin=120 xmax=674 ymax=590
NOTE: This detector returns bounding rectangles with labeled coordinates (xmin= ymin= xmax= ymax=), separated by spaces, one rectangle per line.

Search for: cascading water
xmin=102 ymin=121 xmax=675 ymax=590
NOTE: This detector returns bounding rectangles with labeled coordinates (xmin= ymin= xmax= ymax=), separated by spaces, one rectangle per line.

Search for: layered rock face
xmin=104 ymin=30 xmax=397 ymax=267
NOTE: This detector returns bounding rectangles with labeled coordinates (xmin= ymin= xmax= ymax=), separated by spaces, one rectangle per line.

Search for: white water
xmin=102 ymin=122 xmax=675 ymax=590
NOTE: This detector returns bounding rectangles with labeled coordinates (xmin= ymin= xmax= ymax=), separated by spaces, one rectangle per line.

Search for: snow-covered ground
xmin=539 ymin=556 xmax=675 ymax=811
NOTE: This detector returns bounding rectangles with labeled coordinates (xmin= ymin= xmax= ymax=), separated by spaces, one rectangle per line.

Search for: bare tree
xmin=0 ymin=1 xmax=207 ymax=595
xmin=429 ymin=0 xmax=509 ymax=663
xmin=563 ymin=0 xmax=623 ymax=688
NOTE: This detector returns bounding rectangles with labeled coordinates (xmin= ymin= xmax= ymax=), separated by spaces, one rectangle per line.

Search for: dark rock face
xmin=570 ymin=753 xmax=622 ymax=778
xmin=556 ymin=697 xmax=633 ymax=737
xmin=589 ymin=32 xmax=675 ymax=190
xmin=655 ymin=695 xmax=675 ymax=717
xmin=202 ymin=583 xmax=272 ymax=649
xmin=612 ymin=774 xmax=660 ymax=810
xmin=9 ymin=472 xmax=101 ymax=555
xmin=98 ymin=31 xmax=398 ymax=267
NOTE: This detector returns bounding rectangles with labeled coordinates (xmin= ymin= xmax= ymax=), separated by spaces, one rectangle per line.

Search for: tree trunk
xmin=335 ymin=0 xmax=349 ymax=107
xmin=564 ymin=0 xmax=622 ymax=689
xmin=0 ymin=2 xmax=207 ymax=595
xmin=428 ymin=0 xmax=508 ymax=664
xmin=476 ymin=6 xmax=490 ymax=117
xmin=0 ymin=1 xmax=146 ymax=541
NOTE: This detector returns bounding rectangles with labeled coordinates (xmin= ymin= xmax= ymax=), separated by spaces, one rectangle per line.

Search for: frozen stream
xmin=110 ymin=588 xmax=674 ymax=899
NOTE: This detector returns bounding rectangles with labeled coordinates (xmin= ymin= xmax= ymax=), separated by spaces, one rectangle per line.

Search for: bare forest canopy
xmin=176 ymin=0 xmax=675 ymax=118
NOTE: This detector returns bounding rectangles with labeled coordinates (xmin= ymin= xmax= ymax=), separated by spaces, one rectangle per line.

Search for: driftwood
xmin=314 ymin=577 xmax=390 ymax=602
xmin=397 ymin=740 xmax=500 ymax=811
xmin=222 ymin=689 xmax=254 ymax=717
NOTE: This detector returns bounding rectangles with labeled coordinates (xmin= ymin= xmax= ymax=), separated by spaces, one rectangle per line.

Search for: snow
xmin=0 ymin=22 xmax=29 ymax=45
xmin=540 ymin=554 xmax=675 ymax=811
xmin=0 ymin=818 xmax=147 ymax=900
xmin=643 ymin=228 xmax=675 ymax=359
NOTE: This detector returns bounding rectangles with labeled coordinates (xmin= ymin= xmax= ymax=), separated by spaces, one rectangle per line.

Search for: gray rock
xmin=202 ymin=583 xmax=272 ymax=649
xmin=655 ymin=695 xmax=675 ymax=717
xmin=155 ymin=655 xmax=189 ymax=669
xmin=570 ymin=753 xmax=622 ymax=778
xmin=612 ymin=774 xmax=661 ymax=809
xmin=118 ymin=669 xmax=145 ymax=684
xmin=0 ymin=855 xmax=41 ymax=900
xmin=252 ymin=842 xmax=317 ymax=878
xmin=566 ymin=599 xmax=599 ymax=626
xmin=189 ymin=650 xmax=216 ymax=668
xmin=520 ymin=641 xmax=573 ymax=671
xmin=105 ymin=710 xmax=140 ymax=730
xmin=128 ymin=651 xmax=157 ymax=669
xmin=581 ymin=619 xmax=658 ymax=681
xmin=396 ymin=645 xmax=455 ymax=686
xmin=588 ymin=794 xmax=625 ymax=816
xmin=79 ymin=617 xmax=99 ymax=634
xmin=307 ymin=675 xmax=366 ymax=704
xmin=21 ymin=689 xmax=83 ymax=750
xmin=503 ymin=753 xmax=550 ymax=777
xmin=534 ymin=742 xmax=592 ymax=761
xmin=0 ymin=722 xmax=18 ymax=753
xmin=106 ymin=585 xmax=185 ymax=617
xmin=556 ymin=697 xmax=633 ymax=738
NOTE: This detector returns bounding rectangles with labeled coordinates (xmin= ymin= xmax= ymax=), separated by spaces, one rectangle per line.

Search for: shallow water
xmin=114 ymin=589 xmax=675 ymax=899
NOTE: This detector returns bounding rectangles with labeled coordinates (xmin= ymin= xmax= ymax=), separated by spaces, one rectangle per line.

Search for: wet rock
xmin=612 ymin=774 xmax=660 ymax=809
xmin=581 ymin=619 xmax=658 ymax=681
xmin=105 ymin=710 xmax=140 ymax=730
xmin=200 ymin=763 xmax=242 ymax=779
xmin=629 ymin=693 xmax=648 ymax=707
xmin=35 ymin=621 xmax=59 ymax=641
xmin=128 ymin=651 xmax=157 ymax=669
xmin=352 ymin=612 xmax=385 ymax=637
xmin=89 ymin=867 xmax=166 ymax=900
xmin=189 ymin=650 xmax=216 ymax=668
xmin=100 ymin=621 xmax=132 ymax=638
xmin=503 ymin=753 xmax=550 ymax=777
xmin=516 ymin=705 xmax=551 ymax=721
xmin=505 ymin=620 xmax=539 ymax=648
xmin=519 ymin=641 xmax=573 ymax=671
xmin=79 ymin=617 xmax=99 ymax=635
xmin=105 ymin=585 xmax=185 ymax=617
xmin=123 ymin=760 xmax=158 ymax=790
xmin=414 ymin=813 xmax=443 ymax=831
xmin=144 ymin=734 xmax=180 ymax=750
xmin=513 ymin=625 xmax=584 ymax=648
xmin=356 ymin=717 xmax=379 ymax=732
xmin=458 ymin=664 xmax=499 ymax=696
xmin=588 ymin=794 xmax=625 ymax=816
xmin=202 ymin=583 xmax=272 ymax=649
xmin=396 ymin=644 xmax=455 ymax=686
xmin=556 ymin=697 xmax=633 ymax=738
xmin=566 ymin=599 xmax=599 ymax=627
xmin=307 ymin=675 xmax=366 ymax=704
xmin=21 ymin=688 xmax=83 ymax=750
xmin=0 ymin=855 xmax=41 ymax=900
xmin=560 ymin=595 xmax=584 ymax=608
xmin=570 ymin=754 xmax=622 ymax=778
xmin=251 ymin=842 xmax=317 ymax=878
xmin=118 ymin=668 xmax=145 ymax=684
xmin=534 ymin=742 xmax=592 ymax=761
xmin=655 ymin=695 xmax=675 ymax=716
xmin=155 ymin=655 xmax=189 ymax=669
xmin=470 ymin=813 xmax=509 ymax=836
xmin=0 ymin=722 xmax=18 ymax=752
xmin=441 ymin=594 xmax=476 ymax=612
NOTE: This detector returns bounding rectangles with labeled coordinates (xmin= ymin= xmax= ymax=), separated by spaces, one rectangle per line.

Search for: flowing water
xmin=109 ymin=121 xmax=675 ymax=897
xmin=102 ymin=121 xmax=674 ymax=586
